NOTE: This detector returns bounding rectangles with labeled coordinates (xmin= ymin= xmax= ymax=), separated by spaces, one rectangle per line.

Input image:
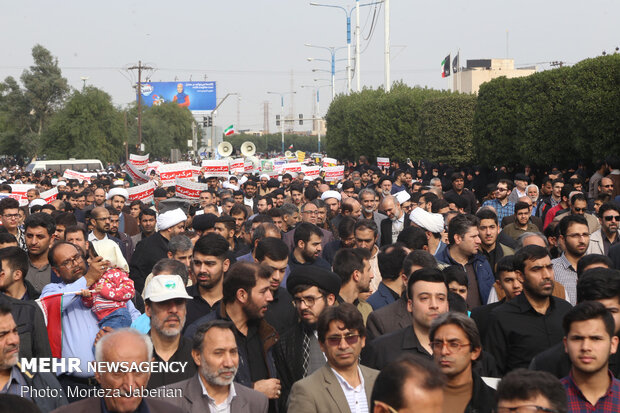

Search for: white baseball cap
xmin=144 ymin=275 xmax=192 ymax=302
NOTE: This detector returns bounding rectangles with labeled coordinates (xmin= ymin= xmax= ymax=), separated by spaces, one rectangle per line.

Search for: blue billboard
xmin=138 ymin=81 xmax=216 ymax=113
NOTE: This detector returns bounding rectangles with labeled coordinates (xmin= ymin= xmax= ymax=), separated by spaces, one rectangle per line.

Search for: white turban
xmin=29 ymin=199 xmax=46 ymax=208
xmin=107 ymin=188 xmax=129 ymax=200
xmin=409 ymin=207 xmax=444 ymax=234
xmin=395 ymin=190 xmax=411 ymax=205
xmin=321 ymin=190 xmax=341 ymax=202
xmin=259 ymin=174 xmax=269 ymax=180
xmin=157 ymin=208 xmax=187 ymax=231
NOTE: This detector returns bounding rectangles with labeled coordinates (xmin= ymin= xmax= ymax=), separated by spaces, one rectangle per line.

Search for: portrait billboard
xmin=138 ymin=81 xmax=216 ymax=114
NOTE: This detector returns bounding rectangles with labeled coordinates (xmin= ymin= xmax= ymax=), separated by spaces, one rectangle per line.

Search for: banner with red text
xmin=128 ymin=153 xmax=149 ymax=171
xmin=230 ymin=158 xmax=245 ymax=174
xmin=40 ymin=188 xmax=58 ymax=203
xmin=201 ymin=160 xmax=229 ymax=178
xmin=322 ymin=157 xmax=337 ymax=167
xmin=323 ymin=165 xmax=345 ymax=182
xmin=282 ymin=162 xmax=302 ymax=174
xmin=62 ymin=169 xmax=92 ymax=183
xmin=124 ymin=162 xmax=149 ymax=184
xmin=127 ymin=181 xmax=156 ymax=203
xmin=377 ymin=157 xmax=390 ymax=168
xmin=8 ymin=184 xmax=36 ymax=206
xmin=302 ymin=165 xmax=320 ymax=179
xmin=159 ymin=163 xmax=196 ymax=186
xmin=174 ymin=179 xmax=210 ymax=200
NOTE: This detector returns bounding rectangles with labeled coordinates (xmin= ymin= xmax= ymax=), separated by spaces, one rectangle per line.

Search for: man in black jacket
xmin=379 ymin=195 xmax=409 ymax=246
xmin=0 ymin=293 xmax=50 ymax=359
xmin=272 ymin=266 xmax=341 ymax=412
xmin=430 ymin=312 xmax=496 ymax=413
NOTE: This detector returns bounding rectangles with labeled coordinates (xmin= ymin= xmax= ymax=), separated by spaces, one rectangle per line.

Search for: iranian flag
xmin=36 ymin=293 xmax=65 ymax=358
xmin=224 ymin=125 xmax=235 ymax=136
xmin=441 ymin=54 xmax=451 ymax=78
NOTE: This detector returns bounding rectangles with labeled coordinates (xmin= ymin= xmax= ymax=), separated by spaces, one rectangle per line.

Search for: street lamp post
xmin=301 ymin=82 xmax=331 ymax=152
xmin=267 ymin=91 xmax=296 ymax=153
xmin=306 ymin=44 xmax=347 ymax=100
xmin=210 ymin=93 xmax=238 ymax=155
xmin=309 ymin=0 xmax=382 ymax=93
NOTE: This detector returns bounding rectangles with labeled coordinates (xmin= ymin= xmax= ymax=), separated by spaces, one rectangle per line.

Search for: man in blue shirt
xmin=482 ymin=179 xmax=515 ymax=227
xmin=42 ymin=241 xmax=140 ymax=402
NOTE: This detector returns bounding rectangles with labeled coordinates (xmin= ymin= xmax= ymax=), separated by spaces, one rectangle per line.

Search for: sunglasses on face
xmin=604 ymin=215 xmax=620 ymax=222
xmin=325 ymin=333 xmax=360 ymax=346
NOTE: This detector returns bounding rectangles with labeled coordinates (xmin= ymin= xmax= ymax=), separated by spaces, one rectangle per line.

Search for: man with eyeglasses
xmin=282 ymin=202 xmax=335 ymax=256
xmin=552 ymin=215 xmax=591 ymax=305
xmin=42 ymin=241 xmax=140 ymax=401
xmin=482 ymin=179 xmax=515 ymax=227
xmin=273 ymin=266 xmax=341 ymax=411
xmin=0 ymin=198 xmax=26 ymax=250
xmin=429 ymin=312 xmax=496 ymax=413
xmin=288 ymin=303 xmax=379 ymax=413
xmin=588 ymin=203 xmax=620 ymax=256
xmin=495 ymin=369 xmax=568 ymax=413
xmin=552 ymin=193 xmax=600 ymax=234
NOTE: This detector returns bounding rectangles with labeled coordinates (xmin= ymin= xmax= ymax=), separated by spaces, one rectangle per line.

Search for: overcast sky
xmin=1 ymin=1 xmax=618 ymax=134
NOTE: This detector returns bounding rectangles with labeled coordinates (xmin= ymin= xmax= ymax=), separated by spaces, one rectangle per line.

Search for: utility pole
xmin=550 ymin=61 xmax=565 ymax=68
xmin=127 ymin=60 xmax=154 ymax=153
xmin=384 ymin=0 xmax=391 ymax=92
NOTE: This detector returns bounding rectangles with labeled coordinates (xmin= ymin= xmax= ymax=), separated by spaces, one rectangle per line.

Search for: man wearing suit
xmin=288 ymin=303 xmax=379 ymax=413
xmin=366 ymin=245 xmax=408 ymax=311
xmin=52 ymin=328 xmax=182 ymax=413
xmin=359 ymin=188 xmax=387 ymax=244
xmin=379 ymin=195 xmax=409 ymax=246
xmin=160 ymin=320 xmax=268 ymax=413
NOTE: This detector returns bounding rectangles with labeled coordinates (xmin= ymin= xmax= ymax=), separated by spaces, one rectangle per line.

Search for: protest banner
xmin=174 ymin=179 xmax=210 ymax=200
xmin=322 ymin=157 xmax=337 ymax=167
xmin=201 ymin=160 xmax=229 ymax=178
xmin=282 ymin=162 xmax=302 ymax=174
xmin=323 ymin=165 xmax=345 ymax=182
xmin=302 ymin=165 xmax=320 ymax=179
xmin=124 ymin=162 xmax=149 ymax=184
xmin=128 ymin=153 xmax=149 ymax=171
xmin=7 ymin=184 xmax=35 ymax=206
xmin=230 ymin=158 xmax=245 ymax=174
xmin=62 ymin=169 xmax=92 ymax=183
xmin=159 ymin=163 xmax=196 ymax=186
xmin=377 ymin=157 xmax=390 ymax=168
xmin=40 ymin=188 xmax=58 ymax=203
xmin=127 ymin=181 xmax=156 ymax=203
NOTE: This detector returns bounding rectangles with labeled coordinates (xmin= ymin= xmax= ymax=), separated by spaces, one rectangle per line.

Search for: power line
xmin=127 ymin=61 xmax=154 ymax=152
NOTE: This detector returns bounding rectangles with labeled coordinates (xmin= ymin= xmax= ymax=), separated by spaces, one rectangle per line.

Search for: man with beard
xmin=106 ymin=187 xmax=139 ymax=236
xmin=321 ymin=190 xmax=341 ymax=228
xmin=379 ymin=195 xmax=408 ymax=246
xmin=359 ymin=188 xmax=387 ymax=244
xmin=444 ymin=173 xmax=478 ymax=214
xmin=501 ymin=201 xmax=540 ymax=242
xmin=561 ymin=301 xmax=620 ymax=410
xmin=485 ymin=245 xmax=572 ymax=375
xmin=24 ymin=212 xmax=58 ymax=293
xmin=144 ymin=274 xmax=196 ymax=388
xmin=161 ymin=320 xmax=268 ymax=413
xmin=87 ymin=207 xmax=125 ymax=255
xmin=476 ymin=208 xmax=514 ymax=273
xmin=332 ymin=248 xmax=374 ymax=323
xmin=255 ymin=237 xmax=296 ymax=334
xmin=589 ymin=203 xmax=620 ymax=256
xmin=430 ymin=312 xmax=495 ymax=413
xmin=0 ymin=303 xmax=67 ymax=412
xmin=323 ymin=217 xmax=357 ymax=265
xmin=107 ymin=208 xmax=133 ymax=262
xmin=43 ymin=241 xmax=140 ymax=400
xmin=552 ymin=215 xmax=590 ymax=305
xmin=185 ymin=233 xmax=230 ymax=326
xmin=273 ymin=266 xmax=341 ymax=412
xmin=482 ymin=179 xmax=515 ymax=225
xmin=184 ymin=262 xmax=280 ymax=406
xmin=131 ymin=208 xmax=157 ymax=248
xmin=288 ymin=222 xmax=331 ymax=271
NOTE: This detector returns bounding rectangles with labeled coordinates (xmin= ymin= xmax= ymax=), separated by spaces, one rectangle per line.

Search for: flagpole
xmin=458 ymin=49 xmax=461 ymax=93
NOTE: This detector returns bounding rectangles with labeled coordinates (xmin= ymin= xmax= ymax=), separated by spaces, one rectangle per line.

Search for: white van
xmin=25 ymin=159 xmax=104 ymax=173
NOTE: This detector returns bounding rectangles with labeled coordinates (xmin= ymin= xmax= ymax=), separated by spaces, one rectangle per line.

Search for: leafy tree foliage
xmin=43 ymin=87 xmax=125 ymax=163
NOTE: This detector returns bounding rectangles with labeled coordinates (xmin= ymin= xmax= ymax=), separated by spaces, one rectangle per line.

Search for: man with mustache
xmin=332 ymin=248 xmax=374 ymax=324
xmin=379 ymin=195 xmax=408 ymax=247
xmin=185 ymin=233 xmax=230 ymax=327
xmin=0 ymin=302 xmax=67 ymax=412
xmin=144 ymin=274 xmax=196 ymax=389
xmin=430 ymin=312 xmax=496 ymax=413
xmin=184 ymin=262 xmax=280 ymax=406
xmin=160 ymin=320 xmax=268 ymax=413
xmin=273 ymin=266 xmax=341 ymax=411
xmin=485 ymin=245 xmax=572 ymax=375
xmin=552 ymin=215 xmax=590 ymax=305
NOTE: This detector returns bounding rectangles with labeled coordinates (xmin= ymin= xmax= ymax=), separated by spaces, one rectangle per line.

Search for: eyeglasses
xmin=59 ymin=254 xmax=84 ymax=269
xmin=430 ymin=339 xmax=471 ymax=353
xmin=2 ymin=214 xmax=19 ymax=220
xmin=495 ymin=406 xmax=558 ymax=413
xmin=604 ymin=215 xmax=620 ymax=222
xmin=496 ymin=188 xmax=508 ymax=192
xmin=302 ymin=210 xmax=318 ymax=215
xmin=325 ymin=333 xmax=360 ymax=347
xmin=292 ymin=295 xmax=324 ymax=307
xmin=573 ymin=207 xmax=587 ymax=213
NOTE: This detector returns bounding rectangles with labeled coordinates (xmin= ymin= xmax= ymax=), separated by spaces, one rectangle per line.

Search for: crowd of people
xmin=0 ymin=154 xmax=619 ymax=413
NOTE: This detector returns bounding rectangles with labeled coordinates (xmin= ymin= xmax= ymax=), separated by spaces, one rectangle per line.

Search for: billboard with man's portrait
xmin=137 ymin=81 xmax=216 ymax=115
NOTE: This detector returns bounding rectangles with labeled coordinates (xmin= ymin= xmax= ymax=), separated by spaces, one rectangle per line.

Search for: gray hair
xmin=516 ymin=232 xmax=549 ymax=249
xmin=430 ymin=177 xmax=442 ymax=186
xmin=429 ymin=311 xmax=481 ymax=351
xmin=95 ymin=328 xmax=153 ymax=363
xmin=168 ymin=234 xmax=193 ymax=254
xmin=358 ymin=188 xmax=376 ymax=200
xmin=380 ymin=195 xmax=399 ymax=207
xmin=280 ymin=203 xmax=299 ymax=217
xmin=152 ymin=258 xmax=189 ymax=285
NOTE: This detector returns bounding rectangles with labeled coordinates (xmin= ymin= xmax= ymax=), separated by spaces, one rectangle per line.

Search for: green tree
xmin=42 ymin=86 xmax=125 ymax=163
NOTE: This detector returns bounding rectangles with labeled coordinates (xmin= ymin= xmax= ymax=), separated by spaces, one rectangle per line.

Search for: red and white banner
xmin=323 ymin=157 xmax=337 ymax=167
xmin=230 ymin=158 xmax=245 ymax=174
xmin=324 ymin=165 xmax=345 ymax=182
xmin=377 ymin=157 xmax=390 ymax=168
xmin=159 ymin=163 xmax=196 ymax=186
xmin=201 ymin=160 xmax=229 ymax=178
xmin=127 ymin=181 xmax=156 ymax=203
xmin=8 ymin=184 xmax=36 ymax=206
xmin=62 ymin=169 xmax=92 ymax=183
xmin=282 ymin=162 xmax=302 ymax=174
xmin=146 ymin=161 xmax=163 ymax=176
xmin=302 ymin=165 xmax=320 ymax=178
xmin=128 ymin=153 xmax=149 ymax=171
xmin=244 ymin=161 xmax=255 ymax=173
xmin=40 ymin=188 xmax=58 ymax=203
xmin=174 ymin=179 xmax=210 ymax=200
xmin=124 ymin=162 xmax=149 ymax=184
